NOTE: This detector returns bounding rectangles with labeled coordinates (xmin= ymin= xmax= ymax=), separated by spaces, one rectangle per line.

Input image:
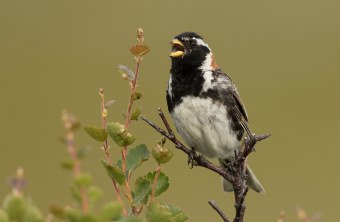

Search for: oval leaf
xmin=107 ymin=122 xmax=135 ymax=146
xmin=101 ymin=160 xmax=126 ymax=185
xmin=147 ymin=172 xmax=169 ymax=197
xmin=83 ymin=125 xmax=108 ymax=142
xmin=133 ymin=177 xmax=151 ymax=205
xmin=73 ymin=173 xmax=92 ymax=188
xmin=117 ymin=144 xmax=150 ymax=177
xmin=146 ymin=202 xmax=188 ymax=222
xmin=130 ymin=107 xmax=142 ymax=121
xmin=131 ymin=92 xmax=142 ymax=101
xmin=101 ymin=201 xmax=122 ymax=221
xmin=2 ymin=194 xmax=26 ymax=221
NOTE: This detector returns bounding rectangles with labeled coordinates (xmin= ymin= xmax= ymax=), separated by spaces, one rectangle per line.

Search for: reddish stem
xmin=62 ymin=111 xmax=89 ymax=213
xmin=121 ymin=57 xmax=142 ymax=203
xmin=100 ymin=89 xmax=112 ymax=165
xmin=99 ymin=89 xmax=127 ymax=216
xmin=125 ymin=58 xmax=141 ymax=129
xmin=149 ymin=164 xmax=161 ymax=204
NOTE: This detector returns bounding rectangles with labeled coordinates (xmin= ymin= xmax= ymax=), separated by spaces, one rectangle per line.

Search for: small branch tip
xmin=208 ymin=200 xmax=230 ymax=222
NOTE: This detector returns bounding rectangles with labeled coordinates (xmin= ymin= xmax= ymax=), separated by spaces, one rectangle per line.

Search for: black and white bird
xmin=166 ymin=32 xmax=265 ymax=193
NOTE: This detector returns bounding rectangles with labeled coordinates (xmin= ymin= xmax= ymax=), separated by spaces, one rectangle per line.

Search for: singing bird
xmin=166 ymin=32 xmax=264 ymax=193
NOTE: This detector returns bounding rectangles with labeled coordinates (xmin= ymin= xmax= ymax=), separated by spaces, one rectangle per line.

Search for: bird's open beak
xmin=170 ymin=39 xmax=185 ymax=57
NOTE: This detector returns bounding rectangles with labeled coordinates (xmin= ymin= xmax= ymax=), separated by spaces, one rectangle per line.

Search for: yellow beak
xmin=170 ymin=39 xmax=185 ymax=57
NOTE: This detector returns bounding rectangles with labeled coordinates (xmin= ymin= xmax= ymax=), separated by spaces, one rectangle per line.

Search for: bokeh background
xmin=1 ymin=0 xmax=340 ymax=221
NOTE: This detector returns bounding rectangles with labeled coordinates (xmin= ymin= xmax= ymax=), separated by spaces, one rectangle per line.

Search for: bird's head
xmin=170 ymin=32 xmax=218 ymax=70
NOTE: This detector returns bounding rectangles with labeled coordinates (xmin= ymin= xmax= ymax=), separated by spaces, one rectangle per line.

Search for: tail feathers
xmin=219 ymin=159 xmax=265 ymax=193
xmin=246 ymin=165 xmax=265 ymax=193
xmin=222 ymin=177 xmax=234 ymax=192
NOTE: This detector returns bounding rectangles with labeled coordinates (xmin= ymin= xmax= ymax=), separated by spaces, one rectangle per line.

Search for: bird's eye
xmin=190 ymin=40 xmax=196 ymax=47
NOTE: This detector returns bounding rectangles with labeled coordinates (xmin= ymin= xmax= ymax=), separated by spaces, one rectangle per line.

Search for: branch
xmin=141 ymin=109 xmax=234 ymax=182
xmin=142 ymin=108 xmax=270 ymax=222
xmin=208 ymin=200 xmax=230 ymax=222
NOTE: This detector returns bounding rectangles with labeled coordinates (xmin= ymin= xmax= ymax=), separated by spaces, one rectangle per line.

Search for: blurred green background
xmin=1 ymin=0 xmax=340 ymax=221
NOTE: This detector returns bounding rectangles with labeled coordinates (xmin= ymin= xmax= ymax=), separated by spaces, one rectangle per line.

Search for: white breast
xmin=171 ymin=96 xmax=240 ymax=159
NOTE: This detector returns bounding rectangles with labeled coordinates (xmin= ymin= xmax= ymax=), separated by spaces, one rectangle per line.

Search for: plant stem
xmin=149 ymin=164 xmax=162 ymax=204
xmin=100 ymin=89 xmax=111 ymax=165
xmin=125 ymin=57 xmax=141 ymax=129
xmin=99 ymin=89 xmax=127 ymax=216
xmin=121 ymin=56 xmax=142 ymax=203
xmin=62 ymin=110 xmax=89 ymax=213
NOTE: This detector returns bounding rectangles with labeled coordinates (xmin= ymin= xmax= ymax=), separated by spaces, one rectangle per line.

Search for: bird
xmin=166 ymin=32 xmax=265 ymax=193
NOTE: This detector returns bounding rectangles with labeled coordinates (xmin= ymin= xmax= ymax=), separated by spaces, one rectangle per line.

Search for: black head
xmin=170 ymin=32 xmax=212 ymax=69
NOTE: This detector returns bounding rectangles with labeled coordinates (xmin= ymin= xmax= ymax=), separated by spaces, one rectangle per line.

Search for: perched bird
xmin=166 ymin=32 xmax=265 ymax=193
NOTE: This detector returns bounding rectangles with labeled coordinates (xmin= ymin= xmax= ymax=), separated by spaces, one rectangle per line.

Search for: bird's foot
xmin=242 ymin=173 xmax=249 ymax=181
xmin=226 ymin=162 xmax=238 ymax=174
xmin=187 ymin=148 xmax=197 ymax=169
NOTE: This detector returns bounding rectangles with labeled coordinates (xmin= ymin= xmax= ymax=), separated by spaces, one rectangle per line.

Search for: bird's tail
xmin=218 ymin=159 xmax=265 ymax=193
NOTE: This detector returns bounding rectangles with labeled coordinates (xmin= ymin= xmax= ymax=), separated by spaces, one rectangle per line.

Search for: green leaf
xmin=61 ymin=159 xmax=75 ymax=170
xmin=118 ymin=144 xmax=150 ymax=177
xmin=119 ymin=217 xmax=143 ymax=222
xmin=83 ymin=125 xmax=108 ymax=142
xmin=167 ymin=204 xmax=188 ymax=222
xmin=107 ymin=122 xmax=135 ymax=146
xmin=0 ymin=209 xmax=9 ymax=222
xmin=22 ymin=205 xmax=43 ymax=222
xmin=2 ymin=194 xmax=26 ymax=221
xmin=69 ymin=186 xmax=82 ymax=203
xmin=77 ymin=146 xmax=92 ymax=159
xmin=146 ymin=202 xmax=188 ymax=222
xmin=146 ymin=172 xmax=169 ymax=197
xmin=88 ymin=186 xmax=103 ymax=204
xmin=74 ymin=173 xmax=92 ymax=188
xmin=70 ymin=122 xmax=82 ymax=132
xmin=101 ymin=160 xmax=126 ymax=185
xmin=49 ymin=205 xmax=65 ymax=219
xmin=64 ymin=207 xmax=81 ymax=222
xmin=131 ymin=92 xmax=142 ymax=101
xmin=131 ymin=170 xmax=168 ymax=206
xmin=133 ymin=177 xmax=151 ymax=205
xmin=130 ymin=107 xmax=142 ymax=121
xmin=101 ymin=201 xmax=122 ymax=221
xmin=79 ymin=214 xmax=101 ymax=222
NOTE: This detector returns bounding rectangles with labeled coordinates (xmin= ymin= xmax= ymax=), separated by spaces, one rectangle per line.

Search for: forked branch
xmin=141 ymin=108 xmax=270 ymax=222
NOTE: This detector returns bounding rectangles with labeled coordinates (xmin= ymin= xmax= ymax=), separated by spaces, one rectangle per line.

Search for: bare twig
xmin=208 ymin=200 xmax=230 ymax=222
xmin=142 ymin=108 xmax=270 ymax=222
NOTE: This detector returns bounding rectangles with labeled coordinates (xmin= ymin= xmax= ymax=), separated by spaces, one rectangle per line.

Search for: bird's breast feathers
xmin=170 ymin=95 xmax=239 ymax=159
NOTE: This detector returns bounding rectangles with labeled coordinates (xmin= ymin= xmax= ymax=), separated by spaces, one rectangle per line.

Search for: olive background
xmin=1 ymin=0 xmax=339 ymax=221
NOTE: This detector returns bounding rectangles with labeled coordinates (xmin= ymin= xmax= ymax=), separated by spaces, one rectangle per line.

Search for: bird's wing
xmin=218 ymin=70 xmax=249 ymax=122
